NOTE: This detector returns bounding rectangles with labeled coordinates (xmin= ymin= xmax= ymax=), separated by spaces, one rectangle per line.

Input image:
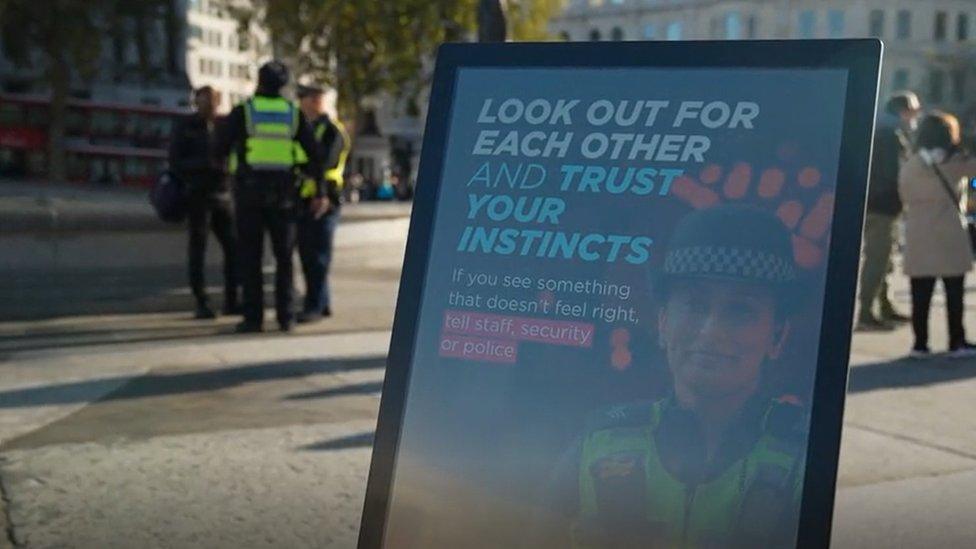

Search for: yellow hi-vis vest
xmin=231 ymin=96 xmax=300 ymax=173
xmin=326 ymin=118 xmax=350 ymax=189
xmin=574 ymin=398 xmax=804 ymax=548
xmin=297 ymin=117 xmax=351 ymax=198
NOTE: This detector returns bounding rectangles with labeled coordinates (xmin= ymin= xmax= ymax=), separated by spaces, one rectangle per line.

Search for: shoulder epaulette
xmin=584 ymin=400 xmax=657 ymax=432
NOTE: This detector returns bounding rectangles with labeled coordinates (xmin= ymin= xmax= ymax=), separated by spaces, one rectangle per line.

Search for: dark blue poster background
xmin=383 ymin=67 xmax=848 ymax=548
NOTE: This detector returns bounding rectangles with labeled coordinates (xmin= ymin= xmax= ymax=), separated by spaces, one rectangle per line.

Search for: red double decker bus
xmin=0 ymin=92 xmax=187 ymax=187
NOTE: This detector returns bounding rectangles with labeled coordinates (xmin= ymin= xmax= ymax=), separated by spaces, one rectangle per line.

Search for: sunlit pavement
xmin=2 ymin=218 xmax=976 ymax=547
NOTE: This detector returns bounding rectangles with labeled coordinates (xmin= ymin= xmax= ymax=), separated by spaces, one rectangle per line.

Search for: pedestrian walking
xmin=899 ymin=111 xmax=976 ymax=358
xmin=294 ymin=84 xmax=349 ymax=323
xmin=857 ymin=91 xmax=921 ymax=331
xmin=169 ymin=86 xmax=239 ymax=319
xmin=215 ymin=61 xmax=325 ymax=333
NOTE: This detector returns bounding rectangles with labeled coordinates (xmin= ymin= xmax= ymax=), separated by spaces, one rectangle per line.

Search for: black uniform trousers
xmin=187 ymin=189 xmax=238 ymax=307
xmin=235 ymin=185 xmax=298 ymax=327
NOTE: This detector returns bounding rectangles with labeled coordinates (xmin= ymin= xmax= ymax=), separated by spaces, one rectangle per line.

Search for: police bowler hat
xmin=655 ymin=204 xmax=798 ymax=310
xmin=296 ymin=84 xmax=326 ymax=98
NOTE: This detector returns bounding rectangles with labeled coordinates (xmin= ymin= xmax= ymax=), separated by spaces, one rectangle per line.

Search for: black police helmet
xmin=655 ymin=204 xmax=798 ymax=313
xmin=258 ymin=60 xmax=290 ymax=92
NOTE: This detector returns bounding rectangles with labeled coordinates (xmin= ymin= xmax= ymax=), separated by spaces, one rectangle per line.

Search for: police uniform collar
xmin=656 ymin=391 xmax=772 ymax=484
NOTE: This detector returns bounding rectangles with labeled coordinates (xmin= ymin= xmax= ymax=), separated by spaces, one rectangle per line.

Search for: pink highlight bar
xmin=439 ymin=334 xmax=517 ymax=363
xmin=443 ymin=309 xmax=594 ymax=348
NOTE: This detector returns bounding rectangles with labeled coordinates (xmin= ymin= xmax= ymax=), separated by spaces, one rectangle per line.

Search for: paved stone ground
xmin=0 ymin=331 xmax=388 ymax=549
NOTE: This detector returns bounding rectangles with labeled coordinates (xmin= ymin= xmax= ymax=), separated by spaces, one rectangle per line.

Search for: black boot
xmin=194 ymin=301 xmax=216 ymax=320
xmin=222 ymin=298 xmax=242 ymax=316
xmin=296 ymin=310 xmax=323 ymax=324
xmin=234 ymin=320 xmax=263 ymax=334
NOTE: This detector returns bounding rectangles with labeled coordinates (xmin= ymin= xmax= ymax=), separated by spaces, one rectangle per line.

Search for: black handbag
xmin=930 ymin=161 xmax=976 ymax=254
xmin=149 ymin=170 xmax=187 ymax=223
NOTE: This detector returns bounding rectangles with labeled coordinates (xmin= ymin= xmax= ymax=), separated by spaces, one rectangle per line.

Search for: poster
xmin=375 ymin=64 xmax=858 ymax=548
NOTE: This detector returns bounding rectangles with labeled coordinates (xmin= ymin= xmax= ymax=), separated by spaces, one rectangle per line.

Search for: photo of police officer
xmin=547 ymin=205 xmax=807 ymax=549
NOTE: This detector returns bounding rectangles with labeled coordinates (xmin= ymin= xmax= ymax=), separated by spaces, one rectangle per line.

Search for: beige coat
xmin=898 ymin=152 xmax=976 ymax=277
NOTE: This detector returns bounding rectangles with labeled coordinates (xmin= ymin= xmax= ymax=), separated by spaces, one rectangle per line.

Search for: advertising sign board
xmin=361 ymin=40 xmax=882 ymax=549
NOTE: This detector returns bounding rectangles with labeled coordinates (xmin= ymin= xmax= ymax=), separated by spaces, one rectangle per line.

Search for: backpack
xmin=149 ymin=170 xmax=187 ymax=223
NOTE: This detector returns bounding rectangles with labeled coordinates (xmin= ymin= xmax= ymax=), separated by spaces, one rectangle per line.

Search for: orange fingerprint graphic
xmin=793 ymin=235 xmax=823 ymax=268
xmin=758 ymin=168 xmax=785 ymax=199
xmin=700 ymin=164 xmax=723 ymax=185
xmin=723 ymin=163 xmax=752 ymax=199
xmin=798 ymin=167 xmax=822 ymax=188
xmin=610 ymin=327 xmax=632 ymax=370
xmin=673 ymin=176 xmax=720 ymax=209
xmin=800 ymin=193 xmax=834 ymax=239
xmin=672 ymin=161 xmax=834 ymax=269
xmin=776 ymin=200 xmax=804 ymax=229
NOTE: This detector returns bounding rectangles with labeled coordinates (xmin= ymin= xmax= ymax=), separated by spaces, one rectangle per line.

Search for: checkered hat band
xmin=664 ymin=245 xmax=796 ymax=282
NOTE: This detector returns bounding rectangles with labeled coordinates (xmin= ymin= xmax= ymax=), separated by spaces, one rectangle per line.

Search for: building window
xmin=930 ymin=69 xmax=945 ymax=103
xmin=725 ymin=11 xmax=742 ymax=40
xmin=611 ymin=26 xmax=624 ymax=40
xmin=798 ymin=10 xmax=815 ymax=39
xmin=952 ymin=70 xmax=966 ymax=103
xmin=893 ymin=69 xmax=909 ymax=91
xmin=709 ymin=16 xmax=721 ymax=38
xmin=869 ymin=10 xmax=884 ymax=37
xmin=828 ymin=10 xmax=844 ymax=38
xmin=198 ymin=58 xmax=206 ymax=75
xmin=896 ymin=10 xmax=911 ymax=39
xmin=958 ymin=13 xmax=969 ymax=41
xmin=666 ymin=21 xmax=683 ymax=41
xmin=935 ymin=11 xmax=947 ymax=41
xmin=589 ymin=28 xmax=601 ymax=41
xmin=747 ymin=15 xmax=758 ymax=39
xmin=643 ymin=24 xmax=655 ymax=39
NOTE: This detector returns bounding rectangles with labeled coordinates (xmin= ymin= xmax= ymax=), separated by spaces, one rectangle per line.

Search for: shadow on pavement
xmin=284 ymin=381 xmax=383 ymax=401
xmin=299 ymin=431 xmax=375 ymax=452
xmin=0 ymin=323 xmax=379 ymax=355
xmin=0 ymin=264 xmax=200 ymax=322
xmin=0 ymin=356 xmax=386 ymax=409
xmin=848 ymin=356 xmax=976 ymax=393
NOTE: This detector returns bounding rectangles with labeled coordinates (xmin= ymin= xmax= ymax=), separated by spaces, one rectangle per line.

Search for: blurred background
xmin=2 ymin=1 xmax=976 ymax=548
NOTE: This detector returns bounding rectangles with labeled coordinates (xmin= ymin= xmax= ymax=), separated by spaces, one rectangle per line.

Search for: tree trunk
xmin=477 ymin=0 xmax=507 ymax=43
xmin=163 ymin=0 xmax=181 ymax=76
xmin=134 ymin=9 xmax=151 ymax=79
xmin=47 ymin=52 xmax=70 ymax=184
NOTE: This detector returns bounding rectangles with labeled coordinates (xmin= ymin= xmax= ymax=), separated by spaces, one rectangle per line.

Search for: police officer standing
xmin=215 ymin=61 xmax=325 ymax=333
xmin=294 ymin=84 xmax=349 ymax=323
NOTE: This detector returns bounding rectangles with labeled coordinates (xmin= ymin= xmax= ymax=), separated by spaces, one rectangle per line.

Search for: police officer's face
xmin=300 ymin=94 xmax=324 ymax=115
xmin=658 ymin=278 xmax=788 ymax=400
